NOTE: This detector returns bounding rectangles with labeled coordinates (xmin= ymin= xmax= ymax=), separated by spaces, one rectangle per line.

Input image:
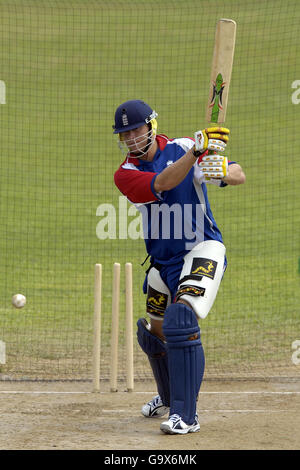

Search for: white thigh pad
xmin=146 ymin=267 xmax=171 ymax=321
xmin=176 ymin=240 xmax=226 ymax=320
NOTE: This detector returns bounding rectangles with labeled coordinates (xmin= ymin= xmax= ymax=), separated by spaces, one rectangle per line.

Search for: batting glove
xmin=194 ymin=127 xmax=230 ymax=154
xmin=199 ymin=154 xmax=228 ymax=180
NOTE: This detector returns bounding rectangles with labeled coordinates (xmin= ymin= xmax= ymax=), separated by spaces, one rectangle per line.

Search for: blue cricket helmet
xmin=113 ymin=99 xmax=158 ymax=134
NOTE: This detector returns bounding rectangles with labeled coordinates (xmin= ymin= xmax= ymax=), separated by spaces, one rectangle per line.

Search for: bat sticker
xmin=209 ymin=73 xmax=225 ymax=123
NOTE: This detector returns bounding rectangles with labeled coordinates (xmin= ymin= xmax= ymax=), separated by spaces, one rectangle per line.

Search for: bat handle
xmin=208 ymin=120 xmax=220 ymax=156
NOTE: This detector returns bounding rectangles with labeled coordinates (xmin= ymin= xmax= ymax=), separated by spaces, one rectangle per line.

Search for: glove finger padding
xmin=199 ymin=155 xmax=228 ymax=179
xmin=205 ymin=127 xmax=230 ymax=143
xmin=194 ymin=127 xmax=230 ymax=154
xmin=207 ymin=138 xmax=227 ymax=152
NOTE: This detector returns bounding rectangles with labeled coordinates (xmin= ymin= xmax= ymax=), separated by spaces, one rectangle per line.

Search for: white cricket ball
xmin=12 ymin=294 xmax=26 ymax=309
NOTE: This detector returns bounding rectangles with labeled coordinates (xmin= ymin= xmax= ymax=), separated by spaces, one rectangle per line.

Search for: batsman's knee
xmin=137 ymin=318 xmax=166 ymax=357
xmin=162 ymin=302 xmax=202 ymax=346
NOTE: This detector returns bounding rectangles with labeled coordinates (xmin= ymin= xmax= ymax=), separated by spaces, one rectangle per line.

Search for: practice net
xmin=0 ymin=0 xmax=299 ymax=382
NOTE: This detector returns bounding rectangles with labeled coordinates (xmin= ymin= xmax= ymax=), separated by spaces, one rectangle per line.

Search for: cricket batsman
xmin=113 ymin=100 xmax=245 ymax=434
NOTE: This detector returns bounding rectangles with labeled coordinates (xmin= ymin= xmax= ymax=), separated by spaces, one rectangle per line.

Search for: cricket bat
xmin=206 ymin=19 xmax=236 ymax=124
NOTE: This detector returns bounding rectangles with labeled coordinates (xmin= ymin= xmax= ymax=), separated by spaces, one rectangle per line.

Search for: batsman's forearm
xmin=153 ymin=148 xmax=196 ymax=192
xmin=222 ymin=163 xmax=246 ymax=185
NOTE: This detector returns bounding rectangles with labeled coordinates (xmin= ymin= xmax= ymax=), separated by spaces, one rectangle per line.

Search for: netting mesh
xmin=0 ymin=0 xmax=299 ymax=381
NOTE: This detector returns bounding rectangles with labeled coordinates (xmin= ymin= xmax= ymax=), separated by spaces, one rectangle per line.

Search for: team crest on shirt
xmin=191 ymin=258 xmax=218 ymax=280
xmin=146 ymin=286 xmax=168 ymax=316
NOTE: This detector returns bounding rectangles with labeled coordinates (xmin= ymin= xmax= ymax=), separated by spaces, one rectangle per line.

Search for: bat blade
xmin=206 ymin=19 xmax=236 ymax=124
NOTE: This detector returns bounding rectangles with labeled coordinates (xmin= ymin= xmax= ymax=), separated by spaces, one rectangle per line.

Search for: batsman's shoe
xmin=160 ymin=414 xmax=200 ymax=435
xmin=141 ymin=395 xmax=169 ymax=418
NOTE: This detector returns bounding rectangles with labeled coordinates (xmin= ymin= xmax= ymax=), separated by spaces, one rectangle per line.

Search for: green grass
xmin=0 ymin=0 xmax=299 ymax=380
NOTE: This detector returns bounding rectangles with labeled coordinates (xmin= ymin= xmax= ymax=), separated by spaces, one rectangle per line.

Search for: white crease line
xmin=0 ymin=390 xmax=299 ymax=395
xmin=131 ymin=391 xmax=300 ymax=395
xmin=200 ymin=391 xmax=300 ymax=395
xmin=102 ymin=410 xmax=132 ymax=413
xmin=200 ymin=409 xmax=295 ymax=413
xmin=102 ymin=409 xmax=295 ymax=414
xmin=0 ymin=391 xmax=89 ymax=394
xmin=135 ymin=391 xmax=300 ymax=395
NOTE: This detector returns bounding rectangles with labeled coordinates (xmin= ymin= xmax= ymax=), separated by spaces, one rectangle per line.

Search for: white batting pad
xmin=178 ymin=240 xmax=226 ymax=319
